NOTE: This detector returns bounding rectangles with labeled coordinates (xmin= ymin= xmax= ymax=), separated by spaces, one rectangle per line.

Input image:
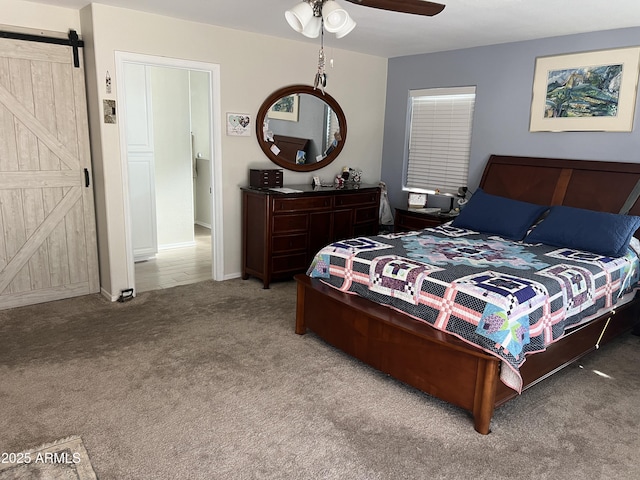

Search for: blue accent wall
xmin=381 ymin=27 xmax=640 ymax=210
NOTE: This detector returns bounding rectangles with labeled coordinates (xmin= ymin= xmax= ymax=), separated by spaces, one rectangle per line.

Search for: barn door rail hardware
xmin=0 ymin=29 xmax=84 ymax=67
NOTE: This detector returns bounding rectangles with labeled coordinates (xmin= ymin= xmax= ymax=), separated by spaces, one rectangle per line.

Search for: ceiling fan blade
xmin=344 ymin=0 xmax=445 ymax=17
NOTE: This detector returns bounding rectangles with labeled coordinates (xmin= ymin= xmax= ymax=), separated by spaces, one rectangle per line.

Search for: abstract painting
xmin=267 ymin=94 xmax=299 ymax=122
xmin=530 ymin=47 xmax=640 ymax=132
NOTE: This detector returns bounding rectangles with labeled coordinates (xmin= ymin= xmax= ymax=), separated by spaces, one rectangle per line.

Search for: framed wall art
xmin=529 ymin=47 xmax=640 ymax=132
xmin=267 ymin=94 xmax=299 ymax=122
xmin=226 ymin=113 xmax=251 ymax=136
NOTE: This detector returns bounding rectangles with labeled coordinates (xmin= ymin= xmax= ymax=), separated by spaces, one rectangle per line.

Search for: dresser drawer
xmin=354 ymin=206 xmax=378 ymax=224
xmin=272 ymin=233 xmax=307 ymax=253
xmin=272 ymin=252 xmax=308 ymax=273
xmin=334 ymin=191 xmax=379 ymax=207
xmin=273 ymin=214 xmax=308 ymax=233
xmin=273 ymin=196 xmax=331 ymax=212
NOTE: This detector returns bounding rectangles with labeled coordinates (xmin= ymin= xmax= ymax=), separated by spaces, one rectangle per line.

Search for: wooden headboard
xmin=273 ymin=134 xmax=309 ymax=163
xmin=479 ymin=155 xmax=640 ymax=219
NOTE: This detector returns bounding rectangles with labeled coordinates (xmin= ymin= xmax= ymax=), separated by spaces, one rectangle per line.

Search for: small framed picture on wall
xmin=226 ymin=113 xmax=251 ymax=136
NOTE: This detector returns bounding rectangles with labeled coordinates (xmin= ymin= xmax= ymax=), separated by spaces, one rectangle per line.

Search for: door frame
xmin=115 ymin=52 xmax=224 ymax=287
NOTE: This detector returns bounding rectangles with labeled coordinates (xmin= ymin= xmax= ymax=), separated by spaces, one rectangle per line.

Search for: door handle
xmin=84 ymin=168 xmax=90 ymax=187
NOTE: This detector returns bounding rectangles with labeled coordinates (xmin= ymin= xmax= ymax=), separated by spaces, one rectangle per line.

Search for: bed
xmin=294 ymin=155 xmax=640 ymax=434
xmin=272 ymin=134 xmax=310 ymax=163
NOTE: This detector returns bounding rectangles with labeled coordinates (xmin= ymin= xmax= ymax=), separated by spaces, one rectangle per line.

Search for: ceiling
xmin=31 ymin=0 xmax=640 ymax=58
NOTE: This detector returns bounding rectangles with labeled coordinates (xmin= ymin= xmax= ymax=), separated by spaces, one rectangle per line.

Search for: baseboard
xmin=158 ymin=241 xmax=197 ymax=251
xmin=224 ymin=272 xmax=242 ymax=281
xmin=134 ymin=254 xmax=156 ymax=263
xmin=100 ymin=287 xmax=120 ymax=302
xmin=195 ymin=220 xmax=212 ymax=229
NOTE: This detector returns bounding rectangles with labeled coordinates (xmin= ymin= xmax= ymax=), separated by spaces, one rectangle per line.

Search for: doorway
xmin=115 ymin=52 xmax=223 ymax=293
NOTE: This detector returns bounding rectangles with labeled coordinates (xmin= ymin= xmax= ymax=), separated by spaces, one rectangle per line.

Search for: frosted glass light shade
xmin=286 ymin=0 xmax=356 ymax=38
xmin=301 ymin=16 xmax=322 ymax=38
xmin=335 ymin=15 xmax=356 ymax=38
xmin=285 ymin=2 xmax=314 ymax=33
xmin=322 ymin=1 xmax=349 ymax=33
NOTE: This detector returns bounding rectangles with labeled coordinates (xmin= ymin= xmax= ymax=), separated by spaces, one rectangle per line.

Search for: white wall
xmin=81 ymin=3 xmax=388 ymax=299
xmin=6 ymin=0 xmax=388 ymax=300
xmin=190 ymin=70 xmax=213 ymax=228
xmin=150 ymin=66 xmax=194 ymax=249
xmin=0 ymin=0 xmax=81 ymax=34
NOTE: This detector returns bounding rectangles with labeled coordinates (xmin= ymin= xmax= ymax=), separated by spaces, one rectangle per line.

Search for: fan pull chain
xmin=314 ymin=21 xmax=327 ymax=94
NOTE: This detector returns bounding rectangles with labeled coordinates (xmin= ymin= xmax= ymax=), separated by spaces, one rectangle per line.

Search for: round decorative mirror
xmin=255 ymin=85 xmax=347 ymax=172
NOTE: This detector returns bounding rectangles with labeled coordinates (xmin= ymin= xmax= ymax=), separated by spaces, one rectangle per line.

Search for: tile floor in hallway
xmin=134 ymin=224 xmax=212 ymax=293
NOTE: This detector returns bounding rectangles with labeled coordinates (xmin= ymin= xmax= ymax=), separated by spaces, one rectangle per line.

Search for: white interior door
xmin=123 ymin=62 xmax=157 ymax=261
xmin=0 ymin=35 xmax=99 ymax=310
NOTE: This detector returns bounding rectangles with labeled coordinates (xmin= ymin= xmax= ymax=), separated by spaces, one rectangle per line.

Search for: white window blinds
xmin=406 ymin=86 xmax=476 ymax=193
xmin=326 ymin=107 xmax=339 ymax=149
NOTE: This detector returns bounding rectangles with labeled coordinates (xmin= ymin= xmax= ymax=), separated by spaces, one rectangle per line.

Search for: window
xmin=405 ymin=86 xmax=476 ymax=193
xmin=325 ymin=106 xmax=339 ymax=150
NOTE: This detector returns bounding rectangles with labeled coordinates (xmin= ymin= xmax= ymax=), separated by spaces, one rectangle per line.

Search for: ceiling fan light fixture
xmin=334 ymin=16 xmax=356 ymax=38
xmin=301 ymin=15 xmax=322 ymax=38
xmin=322 ymin=1 xmax=349 ymax=33
xmin=285 ymin=2 xmax=315 ymax=33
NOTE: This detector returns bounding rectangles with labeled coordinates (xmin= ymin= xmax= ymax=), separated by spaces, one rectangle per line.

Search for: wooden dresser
xmin=242 ymin=185 xmax=380 ymax=288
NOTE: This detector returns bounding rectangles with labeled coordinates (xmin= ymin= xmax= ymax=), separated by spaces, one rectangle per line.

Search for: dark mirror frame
xmin=255 ymin=84 xmax=347 ymax=172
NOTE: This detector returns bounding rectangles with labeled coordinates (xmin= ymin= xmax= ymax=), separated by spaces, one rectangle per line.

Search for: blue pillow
xmin=451 ymin=188 xmax=548 ymax=240
xmin=524 ymin=205 xmax=640 ymax=257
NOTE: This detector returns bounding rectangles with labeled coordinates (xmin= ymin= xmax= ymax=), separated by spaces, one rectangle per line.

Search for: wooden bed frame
xmin=295 ymin=155 xmax=640 ymax=434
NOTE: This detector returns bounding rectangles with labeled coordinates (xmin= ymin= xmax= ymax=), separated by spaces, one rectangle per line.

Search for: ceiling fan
xmin=285 ymin=0 xmax=445 ymax=91
xmin=285 ymin=0 xmax=445 ymax=41
xmin=344 ymin=0 xmax=445 ymax=17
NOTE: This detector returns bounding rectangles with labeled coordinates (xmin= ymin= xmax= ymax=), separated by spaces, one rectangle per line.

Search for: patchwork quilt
xmin=307 ymin=224 xmax=640 ymax=392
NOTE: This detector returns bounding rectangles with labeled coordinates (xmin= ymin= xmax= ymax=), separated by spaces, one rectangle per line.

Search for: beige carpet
xmin=1 ymin=278 xmax=639 ymax=479
xmin=0 ymin=436 xmax=97 ymax=479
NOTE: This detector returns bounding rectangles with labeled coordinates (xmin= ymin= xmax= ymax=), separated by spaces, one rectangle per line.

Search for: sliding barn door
xmin=0 ymin=36 xmax=99 ymax=310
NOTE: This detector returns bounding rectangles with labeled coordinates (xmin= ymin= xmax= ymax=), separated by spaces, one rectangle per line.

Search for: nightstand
xmin=394 ymin=208 xmax=456 ymax=232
